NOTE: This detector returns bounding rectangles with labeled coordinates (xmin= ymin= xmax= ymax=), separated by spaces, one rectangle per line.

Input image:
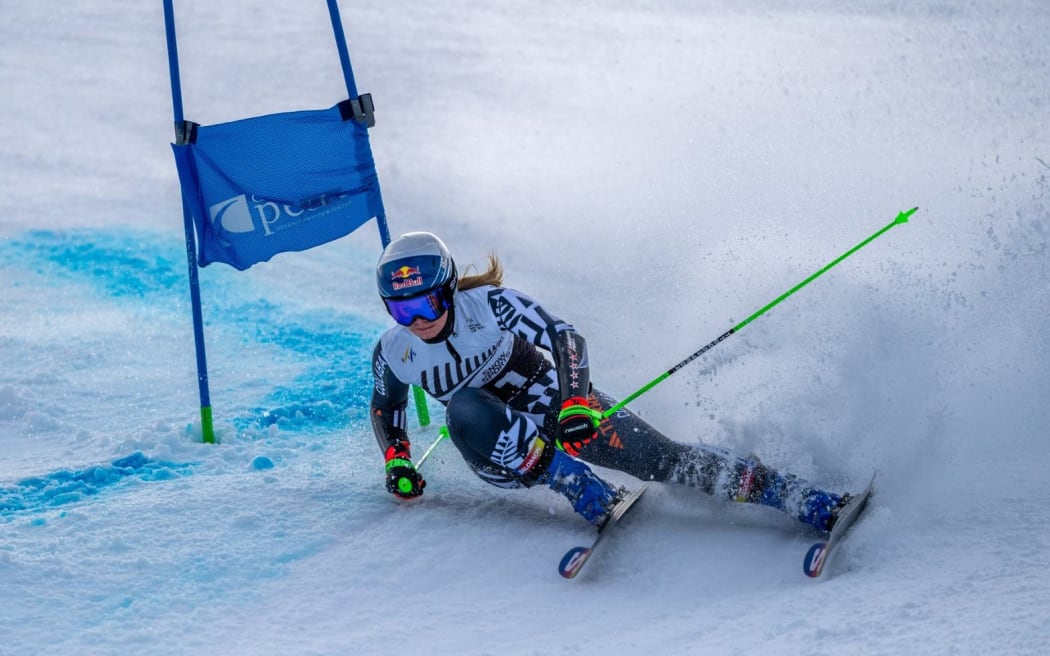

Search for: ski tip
xmin=559 ymin=546 xmax=591 ymax=579
xmin=803 ymin=541 xmax=829 ymax=578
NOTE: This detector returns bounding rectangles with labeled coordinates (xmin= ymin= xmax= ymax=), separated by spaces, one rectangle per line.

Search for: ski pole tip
xmin=895 ymin=207 xmax=919 ymax=224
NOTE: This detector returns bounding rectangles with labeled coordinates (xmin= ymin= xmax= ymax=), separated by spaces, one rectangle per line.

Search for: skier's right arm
xmin=370 ymin=342 xmax=426 ymax=499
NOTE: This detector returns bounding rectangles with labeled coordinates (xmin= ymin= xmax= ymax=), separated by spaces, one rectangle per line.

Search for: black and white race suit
xmin=370 ymin=285 xmax=826 ymax=519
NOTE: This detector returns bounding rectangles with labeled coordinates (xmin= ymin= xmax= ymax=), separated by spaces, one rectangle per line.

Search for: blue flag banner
xmin=172 ymin=101 xmax=384 ymax=270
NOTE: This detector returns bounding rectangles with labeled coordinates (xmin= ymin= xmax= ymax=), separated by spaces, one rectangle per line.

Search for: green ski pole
xmin=601 ymin=207 xmax=918 ymax=419
xmin=416 ymin=425 xmax=449 ymax=469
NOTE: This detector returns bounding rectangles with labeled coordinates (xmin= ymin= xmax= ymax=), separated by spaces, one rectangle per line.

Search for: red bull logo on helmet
xmin=390 ymin=265 xmax=423 ymax=291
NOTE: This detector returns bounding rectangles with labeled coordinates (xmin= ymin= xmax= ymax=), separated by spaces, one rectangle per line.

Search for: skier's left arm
xmin=550 ymin=329 xmax=603 ymax=455
xmin=489 ymin=288 xmax=602 ymax=455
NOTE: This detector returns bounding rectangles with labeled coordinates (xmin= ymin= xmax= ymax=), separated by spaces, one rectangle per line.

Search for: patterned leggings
xmin=443 ymin=373 xmax=817 ymax=517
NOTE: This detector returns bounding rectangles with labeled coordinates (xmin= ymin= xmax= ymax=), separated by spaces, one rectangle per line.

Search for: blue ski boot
xmin=541 ymin=449 xmax=622 ymax=528
xmin=731 ymin=458 xmax=847 ymax=533
xmin=798 ymin=489 xmax=848 ymax=533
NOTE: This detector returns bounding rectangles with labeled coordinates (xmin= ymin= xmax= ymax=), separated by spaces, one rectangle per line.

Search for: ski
xmin=803 ymin=474 xmax=877 ymax=578
xmin=558 ymin=482 xmax=652 ymax=579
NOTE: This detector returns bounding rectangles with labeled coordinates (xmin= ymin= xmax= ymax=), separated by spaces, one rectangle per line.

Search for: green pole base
xmin=200 ymin=406 xmax=215 ymax=444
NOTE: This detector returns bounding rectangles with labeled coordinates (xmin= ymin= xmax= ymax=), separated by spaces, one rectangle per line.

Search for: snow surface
xmin=2 ymin=1 xmax=1049 ymax=654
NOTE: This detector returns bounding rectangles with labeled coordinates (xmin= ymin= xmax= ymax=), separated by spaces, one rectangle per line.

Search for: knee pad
xmin=446 ymin=387 xmax=507 ymax=447
xmin=446 ymin=387 xmax=553 ymax=486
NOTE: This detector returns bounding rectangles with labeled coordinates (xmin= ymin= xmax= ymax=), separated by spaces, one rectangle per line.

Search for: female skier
xmin=369 ymin=231 xmax=849 ymax=531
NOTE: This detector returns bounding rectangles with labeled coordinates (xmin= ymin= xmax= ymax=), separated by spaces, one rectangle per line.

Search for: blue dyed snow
xmin=0 ymin=452 xmax=194 ymax=517
xmin=238 ymin=306 xmax=377 ymax=434
xmin=1 ymin=228 xmax=382 ymax=436
xmin=251 ymin=456 xmax=275 ymax=470
xmin=3 ymin=229 xmax=186 ymax=301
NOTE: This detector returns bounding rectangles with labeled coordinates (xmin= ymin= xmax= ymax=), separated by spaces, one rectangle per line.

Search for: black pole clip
xmin=174 ymin=120 xmax=199 ymax=145
xmin=339 ymin=93 xmax=376 ymax=127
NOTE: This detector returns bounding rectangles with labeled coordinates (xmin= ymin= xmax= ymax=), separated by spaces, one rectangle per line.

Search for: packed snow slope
xmin=1 ymin=1 xmax=1048 ymax=655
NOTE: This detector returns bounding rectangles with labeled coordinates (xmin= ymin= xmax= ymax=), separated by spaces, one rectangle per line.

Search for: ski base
xmin=803 ymin=473 xmax=877 ymax=578
xmin=558 ymin=482 xmax=652 ymax=579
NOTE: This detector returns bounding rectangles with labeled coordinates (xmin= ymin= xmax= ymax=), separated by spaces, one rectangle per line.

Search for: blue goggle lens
xmin=383 ymin=288 xmax=450 ymax=326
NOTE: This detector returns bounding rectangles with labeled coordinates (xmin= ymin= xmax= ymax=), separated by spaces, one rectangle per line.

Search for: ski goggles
xmin=383 ymin=286 xmax=452 ymax=326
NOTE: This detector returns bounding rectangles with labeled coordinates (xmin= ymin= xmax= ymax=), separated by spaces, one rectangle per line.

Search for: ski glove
xmin=556 ymin=396 xmax=603 ymax=457
xmin=384 ymin=444 xmax=426 ymax=499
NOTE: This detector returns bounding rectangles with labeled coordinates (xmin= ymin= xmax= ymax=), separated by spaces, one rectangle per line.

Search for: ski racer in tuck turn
xmin=369 ymin=231 xmax=852 ymax=532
